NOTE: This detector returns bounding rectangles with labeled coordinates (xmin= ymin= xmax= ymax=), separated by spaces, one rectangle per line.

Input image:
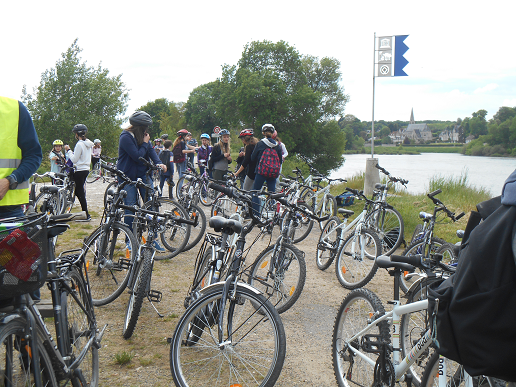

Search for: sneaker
xmin=77 ymin=215 xmax=92 ymax=222
xmin=152 ymin=240 xmax=166 ymax=252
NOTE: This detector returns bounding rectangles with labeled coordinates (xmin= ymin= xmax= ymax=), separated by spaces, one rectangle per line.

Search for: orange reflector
xmin=403 ymin=271 xmax=408 ymax=277
xmin=191 ymin=212 xmax=196 ymax=218
xmin=214 ymin=211 xmax=218 ymax=216
xmin=126 ymin=249 xmax=131 ymax=259
xmin=86 ymin=260 xmax=90 ymax=271
xmin=313 ymin=188 xmax=317 ymax=192
xmin=25 ymin=345 xmax=32 ymax=358
xmin=230 ymin=385 xmax=243 ymax=387
xmin=369 ymin=312 xmax=374 ymax=318
xmin=289 ymin=286 xmax=295 ymax=296
xmin=341 ymin=266 xmax=346 ymax=274
xmin=142 ymin=236 xmax=146 ymax=243
xmin=174 ymin=211 xmax=180 ymax=216
xmin=260 ymin=261 xmax=269 ymax=269
xmin=201 ymin=278 xmax=205 ymax=288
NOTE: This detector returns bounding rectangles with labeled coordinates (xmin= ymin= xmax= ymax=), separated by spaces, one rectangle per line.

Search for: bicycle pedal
xmin=117 ymin=258 xmax=132 ymax=270
xmin=148 ymin=290 xmax=162 ymax=302
xmin=361 ymin=334 xmax=383 ymax=353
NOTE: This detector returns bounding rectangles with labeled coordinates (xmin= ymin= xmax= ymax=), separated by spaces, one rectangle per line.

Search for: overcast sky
xmin=3 ymin=0 xmax=515 ymax=125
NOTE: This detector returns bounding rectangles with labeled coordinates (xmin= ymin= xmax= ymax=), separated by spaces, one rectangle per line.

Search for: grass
xmin=114 ymin=351 xmax=134 ymax=366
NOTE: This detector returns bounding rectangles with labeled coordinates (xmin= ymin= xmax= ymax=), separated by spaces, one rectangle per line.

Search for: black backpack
xmin=429 ymin=196 xmax=516 ymax=381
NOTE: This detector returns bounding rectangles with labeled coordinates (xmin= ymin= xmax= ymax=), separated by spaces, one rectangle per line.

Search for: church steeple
xmin=409 ymin=108 xmax=415 ymax=124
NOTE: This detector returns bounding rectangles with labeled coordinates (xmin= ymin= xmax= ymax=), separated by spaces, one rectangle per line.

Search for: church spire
xmin=410 ymin=108 xmax=415 ymax=124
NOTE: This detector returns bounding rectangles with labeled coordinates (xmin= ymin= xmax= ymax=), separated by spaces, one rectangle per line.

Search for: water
xmin=329 ymin=153 xmax=516 ymax=196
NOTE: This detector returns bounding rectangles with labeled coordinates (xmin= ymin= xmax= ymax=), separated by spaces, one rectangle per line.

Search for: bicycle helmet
xmin=261 ymin=124 xmax=275 ymax=133
xmin=94 ymin=139 xmax=101 ymax=144
xmin=200 ymin=133 xmax=210 ymax=140
xmin=219 ymin=129 xmax=230 ymax=136
xmin=129 ymin=110 xmax=153 ymax=127
xmin=238 ymin=129 xmax=254 ymax=138
xmin=72 ymin=124 xmax=88 ymax=136
xmin=53 ymin=139 xmax=63 ymax=146
xmin=177 ymin=129 xmax=189 ymax=136
xmin=161 ymin=133 xmax=169 ymax=140
xmin=154 ymin=138 xmax=162 ymax=143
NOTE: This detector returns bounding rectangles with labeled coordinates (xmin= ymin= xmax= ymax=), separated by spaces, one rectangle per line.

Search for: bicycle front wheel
xmin=84 ymin=222 xmax=136 ymax=306
xmin=0 ymin=317 xmax=57 ymax=387
xmin=248 ymin=243 xmax=306 ymax=314
xmin=281 ymin=202 xmax=313 ymax=244
xmin=170 ymin=284 xmax=286 ymax=387
xmin=61 ymin=267 xmax=99 ymax=386
xmin=332 ymin=288 xmax=389 ymax=387
xmin=198 ymin=180 xmax=216 ymax=207
xmin=335 ymin=228 xmax=380 ymax=289
xmin=182 ymin=203 xmax=206 ymax=252
xmin=366 ymin=206 xmax=404 ymax=255
xmin=211 ymin=196 xmax=238 ymax=218
xmin=123 ymin=248 xmax=153 ymax=339
xmin=86 ymin=167 xmax=100 ymax=183
xmin=316 ymin=216 xmax=341 ymax=270
xmin=316 ymin=194 xmax=337 ymax=229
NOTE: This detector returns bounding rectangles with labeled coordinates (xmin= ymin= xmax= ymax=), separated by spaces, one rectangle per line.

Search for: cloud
xmin=473 ymin=83 xmax=499 ymax=94
xmin=501 ymin=98 xmax=516 ymax=107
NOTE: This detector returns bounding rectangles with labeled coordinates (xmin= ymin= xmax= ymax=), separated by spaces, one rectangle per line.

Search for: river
xmin=329 ymin=153 xmax=516 ymax=196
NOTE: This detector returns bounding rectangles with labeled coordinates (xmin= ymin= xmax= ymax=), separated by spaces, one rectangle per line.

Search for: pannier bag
xmin=336 ymin=192 xmax=355 ymax=206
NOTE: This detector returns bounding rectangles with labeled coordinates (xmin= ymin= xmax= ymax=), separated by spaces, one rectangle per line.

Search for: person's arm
xmin=120 ymin=133 xmax=149 ymax=162
xmin=242 ymin=144 xmax=254 ymax=168
xmin=147 ymin=143 xmax=166 ymax=172
xmin=211 ymin=145 xmax=225 ymax=162
xmin=281 ymin=143 xmax=288 ymax=160
xmin=68 ymin=142 xmax=84 ymax=165
xmin=250 ymin=142 xmax=262 ymax=162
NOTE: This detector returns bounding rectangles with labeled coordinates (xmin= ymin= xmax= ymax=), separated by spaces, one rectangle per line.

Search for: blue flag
xmin=394 ymin=35 xmax=409 ymax=76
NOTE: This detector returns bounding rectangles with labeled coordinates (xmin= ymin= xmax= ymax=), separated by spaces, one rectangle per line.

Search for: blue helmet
xmin=200 ymin=133 xmax=210 ymax=140
xmin=219 ymin=129 xmax=230 ymax=136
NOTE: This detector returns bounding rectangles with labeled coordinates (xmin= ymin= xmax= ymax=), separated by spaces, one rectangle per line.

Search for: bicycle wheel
xmin=34 ymin=192 xmax=60 ymax=215
xmin=332 ymin=288 xmax=390 ymax=387
xmin=84 ymin=222 xmax=136 ymax=306
xmin=140 ymin=198 xmax=190 ymax=260
xmin=300 ymin=184 xmax=322 ymax=209
xmin=210 ymin=196 xmax=238 ymax=218
xmin=366 ymin=206 xmax=404 ymax=255
xmin=182 ymin=203 xmax=206 ymax=252
xmin=86 ymin=166 xmax=100 ymax=183
xmin=435 ymin=243 xmax=459 ymax=269
xmin=281 ymin=202 xmax=314 ymax=244
xmin=198 ymin=180 xmax=216 ymax=207
xmin=123 ymin=248 xmax=153 ymax=339
xmin=410 ymin=224 xmax=424 ymax=244
xmin=400 ymin=237 xmax=446 ymax=293
xmin=0 ymin=317 xmax=57 ymax=387
xmin=316 ymin=216 xmax=341 ymax=270
xmin=170 ymin=284 xmax=286 ymax=387
xmin=247 ymin=243 xmax=306 ymax=314
xmin=103 ymin=181 xmax=118 ymax=207
xmin=316 ymin=194 xmax=337 ymax=229
xmin=63 ymin=182 xmax=75 ymax=214
xmin=61 ymin=267 xmax=99 ymax=387
xmin=335 ymin=228 xmax=380 ymax=289
xmin=175 ymin=176 xmax=191 ymax=200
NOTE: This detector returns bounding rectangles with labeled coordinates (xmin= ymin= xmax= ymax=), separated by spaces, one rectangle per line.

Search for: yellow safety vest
xmin=0 ymin=96 xmax=28 ymax=205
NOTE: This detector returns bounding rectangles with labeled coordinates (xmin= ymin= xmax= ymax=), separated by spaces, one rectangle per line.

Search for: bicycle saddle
xmin=209 ymin=216 xmax=242 ymax=234
xmin=374 ymin=183 xmax=387 ymax=190
xmin=375 ymin=255 xmax=415 ymax=272
xmin=40 ymin=185 xmax=59 ymax=194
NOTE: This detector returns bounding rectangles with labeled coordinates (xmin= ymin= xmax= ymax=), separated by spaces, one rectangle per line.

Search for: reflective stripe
xmin=12 ymin=181 xmax=29 ymax=190
xmin=0 ymin=159 xmax=21 ymax=168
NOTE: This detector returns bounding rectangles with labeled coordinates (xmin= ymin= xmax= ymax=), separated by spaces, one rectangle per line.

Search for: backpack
xmin=159 ymin=149 xmax=172 ymax=171
xmin=336 ymin=192 xmax=355 ymax=206
xmin=428 ymin=197 xmax=516 ymax=381
xmin=172 ymin=143 xmax=185 ymax=163
xmin=257 ymin=144 xmax=281 ymax=179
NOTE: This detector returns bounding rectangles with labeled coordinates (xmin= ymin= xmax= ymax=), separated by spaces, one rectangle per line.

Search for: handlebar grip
xmin=428 ymin=189 xmax=442 ymax=198
xmin=391 ymin=254 xmax=423 ymax=267
xmin=455 ymin=211 xmax=466 ymax=221
xmin=208 ymin=182 xmax=235 ymax=199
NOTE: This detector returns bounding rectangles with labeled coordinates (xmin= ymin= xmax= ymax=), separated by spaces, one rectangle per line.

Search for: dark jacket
xmin=250 ymin=138 xmax=282 ymax=176
xmin=241 ymin=143 xmax=257 ymax=180
xmin=117 ymin=130 xmax=162 ymax=181
xmin=159 ymin=149 xmax=172 ymax=177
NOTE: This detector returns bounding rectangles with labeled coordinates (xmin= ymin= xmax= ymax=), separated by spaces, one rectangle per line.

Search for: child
xmin=159 ymin=140 xmax=174 ymax=198
xmin=196 ymin=133 xmax=212 ymax=177
xmin=49 ymin=139 xmax=66 ymax=173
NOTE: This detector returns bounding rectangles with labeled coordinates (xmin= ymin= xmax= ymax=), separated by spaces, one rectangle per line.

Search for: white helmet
xmin=94 ymin=139 xmax=101 ymax=144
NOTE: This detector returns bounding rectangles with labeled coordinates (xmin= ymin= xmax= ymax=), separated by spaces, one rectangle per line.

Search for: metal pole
xmin=371 ymin=32 xmax=376 ymax=158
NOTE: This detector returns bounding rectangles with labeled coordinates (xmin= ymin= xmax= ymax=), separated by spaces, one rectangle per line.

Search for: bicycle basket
xmin=0 ymin=214 xmax=48 ymax=299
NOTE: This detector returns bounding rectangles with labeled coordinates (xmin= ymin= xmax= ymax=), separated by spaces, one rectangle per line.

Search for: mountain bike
xmin=86 ymin=155 xmax=117 ymax=183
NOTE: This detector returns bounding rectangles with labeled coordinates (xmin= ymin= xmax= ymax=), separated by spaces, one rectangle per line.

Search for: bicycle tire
xmin=34 ymin=192 xmax=60 ymax=215
xmin=84 ymin=222 xmax=136 ymax=306
xmin=410 ymin=224 xmax=424 ymax=244
xmin=247 ymin=243 xmax=306 ymax=314
xmin=435 ymin=242 xmax=459 ymax=269
xmin=103 ymin=181 xmax=118 ymax=207
xmin=182 ymin=203 xmax=206 ymax=252
xmin=281 ymin=202 xmax=314 ymax=244
xmin=316 ymin=194 xmax=337 ymax=229
xmin=0 ymin=316 xmax=58 ymax=387
xmin=300 ymin=184 xmax=323 ymax=209
xmin=61 ymin=267 xmax=99 ymax=386
xmin=332 ymin=288 xmax=390 ymax=387
xmin=175 ymin=176 xmax=191 ymax=200
xmin=123 ymin=248 xmax=153 ymax=339
xmin=335 ymin=228 xmax=381 ymax=289
xmin=170 ymin=283 xmax=286 ymax=387
xmin=316 ymin=216 xmax=341 ymax=270
xmin=63 ymin=181 xmax=75 ymax=214
xmin=210 ymin=196 xmax=239 ymax=218
xmin=198 ymin=180 xmax=216 ymax=207
xmin=366 ymin=206 xmax=405 ymax=256
xmin=399 ymin=237 xmax=446 ymax=293
xmin=86 ymin=167 xmax=100 ymax=184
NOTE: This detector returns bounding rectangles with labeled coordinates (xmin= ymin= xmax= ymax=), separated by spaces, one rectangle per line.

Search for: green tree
xmin=21 ymin=39 xmax=128 ymax=156
xmin=184 ymin=80 xmax=227 ymax=133
xmin=492 ymin=106 xmax=516 ymax=124
xmin=138 ymin=98 xmax=186 ymax=137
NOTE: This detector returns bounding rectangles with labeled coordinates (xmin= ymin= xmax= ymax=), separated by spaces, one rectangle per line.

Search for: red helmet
xmin=177 ymin=129 xmax=189 ymax=136
xmin=238 ymin=129 xmax=254 ymax=138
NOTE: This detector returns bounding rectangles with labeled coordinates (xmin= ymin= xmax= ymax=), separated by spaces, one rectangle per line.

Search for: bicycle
xmin=86 ymin=155 xmax=117 ymax=184
xmin=0 ymin=210 xmax=105 ymax=387
xmin=170 ymin=182 xmax=286 ymax=387
xmin=332 ymin=253 xmax=451 ymax=387
xmin=315 ymin=187 xmax=382 ymax=289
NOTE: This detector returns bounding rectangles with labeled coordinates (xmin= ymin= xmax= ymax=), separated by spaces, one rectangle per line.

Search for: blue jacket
xmin=117 ymin=130 xmax=162 ymax=181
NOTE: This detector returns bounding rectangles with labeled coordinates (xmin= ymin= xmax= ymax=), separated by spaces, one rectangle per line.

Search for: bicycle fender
xmin=0 ymin=311 xmax=24 ymax=325
xmin=200 ymin=281 xmax=263 ymax=296
xmin=405 ymin=274 xmax=428 ymax=296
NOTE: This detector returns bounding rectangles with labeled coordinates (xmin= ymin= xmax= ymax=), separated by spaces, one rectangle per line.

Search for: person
xmin=234 ymin=129 xmax=258 ymax=191
xmin=210 ymin=129 xmax=232 ymax=182
xmin=161 ymin=133 xmax=169 ymax=141
xmin=172 ymin=130 xmax=196 ymax=190
xmin=91 ymin=139 xmax=102 ymax=167
xmin=235 ymin=146 xmax=245 ymax=188
xmin=64 ymin=124 xmax=94 ymax=222
xmin=159 ymin=139 xmax=174 ymax=198
xmin=153 ymin=138 xmax=164 ymax=155
xmin=272 ymin=129 xmax=288 ymax=185
xmin=251 ymin=124 xmax=283 ymax=215
xmin=196 ymin=133 xmax=212 ymax=177
xmin=49 ymin=139 xmax=66 ymax=173
xmin=117 ymin=111 xmax=167 ymax=251
xmin=186 ymin=133 xmax=198 ymax=168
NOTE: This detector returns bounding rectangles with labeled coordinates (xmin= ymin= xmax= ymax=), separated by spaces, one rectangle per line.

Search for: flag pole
xmin=371 ymin=32 xmax=376 ymax=158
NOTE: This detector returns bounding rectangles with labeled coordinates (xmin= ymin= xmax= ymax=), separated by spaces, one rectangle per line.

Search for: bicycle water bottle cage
xmin=361 ymin=334 xmax=386 ymax=354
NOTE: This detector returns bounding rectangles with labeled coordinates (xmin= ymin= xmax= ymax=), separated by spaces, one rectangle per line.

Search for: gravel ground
xmin=71 ymin=178 xmax=395 ymax=387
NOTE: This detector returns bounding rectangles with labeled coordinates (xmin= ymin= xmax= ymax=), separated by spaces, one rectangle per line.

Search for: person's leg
xmin=243 ymin=176 xmax=254 ymax=191
xmin=251 ymin=174 xmax=266 ymax=217
xmin=199 ymin=166 xmax=205 ymax=176
xmin=159 ymin=175 xmax=166 ymax=196
xmin=74 ymin=170 xmax=89 ymax=217
xmin=265 ymin=177 xmax=277 ymax=193
xmin=123 ymin=183 xmax=138 ymax=232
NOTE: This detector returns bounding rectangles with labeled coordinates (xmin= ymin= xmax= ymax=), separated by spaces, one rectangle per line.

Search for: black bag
xmin=429 ymin=201 xmax=516 ymax=381
xmin=172 ymin=143 xmax=185 ymax=163
xmin=159 ymin=149 xmax=172 ymax=171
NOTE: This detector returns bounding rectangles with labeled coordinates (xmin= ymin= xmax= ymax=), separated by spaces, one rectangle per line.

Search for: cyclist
xmin=186 ymin=132 xmax=198 ymax=168
xmin=172 ymin=129 xmax=196 ymax=187
xmin=153 ymin=138 xmax=164 ymax=155
xmin=91 ymin=139 xmax=102 ymax=167
xmin=117 ymin=111 xmax=167 ymax=249
xmin=65 ymin=124 xmax=94 ymax=222
xmin=210 ymin=129 xmax=232 ymax=182
xmin=196 ymin=133 xmax=212 ymax=177
xmin=49 ymin=139 xmax=66 ymax=173
xmin=161 ymin=133 xmax=169 ymax=141
xmin=234 ymin=129 xmax=258 ymax=191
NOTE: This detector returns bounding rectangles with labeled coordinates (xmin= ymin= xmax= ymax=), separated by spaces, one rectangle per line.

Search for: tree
xmin=22 ymin=39 xmax=128 ymax=156
xmin=492 ymin=106 xmax=516 ymax=124
xmin=138 ymin=98 xmax=186 ymax=136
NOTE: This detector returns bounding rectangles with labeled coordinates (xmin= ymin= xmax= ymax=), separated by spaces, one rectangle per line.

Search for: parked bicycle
xmin=86 ymin=155 xmax=117 ymax=184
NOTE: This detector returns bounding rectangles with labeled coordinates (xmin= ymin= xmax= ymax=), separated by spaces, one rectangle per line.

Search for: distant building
xmin=465 ymin=135 xmax=475 ymax=144
xmin=439 ymin=125 xmax=460 ymax=143
xmin=388 ymin=130 xmax=404 ymax=144
xmin=400 ymin=108 xmax=433 ymax=143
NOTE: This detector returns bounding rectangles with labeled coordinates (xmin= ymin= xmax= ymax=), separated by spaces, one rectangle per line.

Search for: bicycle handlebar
xmin=375 ymin=164 xmax=409 ymax=185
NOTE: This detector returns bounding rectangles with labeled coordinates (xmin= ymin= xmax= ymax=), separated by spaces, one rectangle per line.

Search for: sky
xmin=3 ymin=0 xmax=515 ymax=125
